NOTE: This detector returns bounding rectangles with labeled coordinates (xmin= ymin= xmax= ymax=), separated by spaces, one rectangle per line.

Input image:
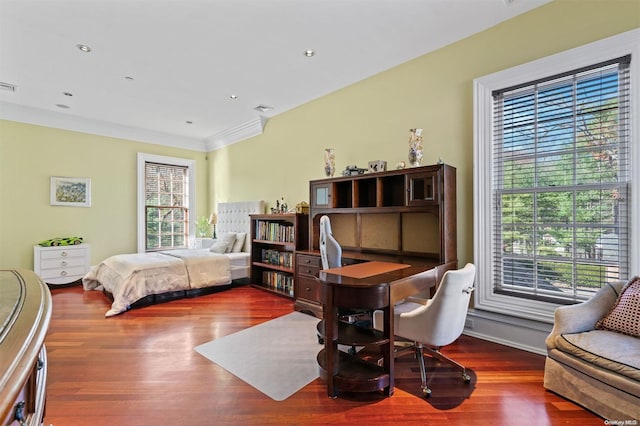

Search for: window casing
xmin=474 ymin=30 xmax=639 ymax=322
xmin=137 ymin=153 xmax=196 ymax=253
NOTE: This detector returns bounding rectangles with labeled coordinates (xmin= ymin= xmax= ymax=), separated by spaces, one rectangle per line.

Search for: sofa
xmin=544 ymin=278 xmax=640 ymax=421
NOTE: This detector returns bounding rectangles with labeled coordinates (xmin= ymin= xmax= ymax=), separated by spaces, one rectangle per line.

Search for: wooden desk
xmin=317 ymin=261 xmax=443 ymax=398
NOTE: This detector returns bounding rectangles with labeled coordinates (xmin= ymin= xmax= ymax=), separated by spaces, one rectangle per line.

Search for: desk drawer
xmin=297 ymin=262 xmax=320 ymax=278
xmin=296 ymin=275 xmax=321 ymax=304
xmin=297 ymin=254 xmax=321 ymax=269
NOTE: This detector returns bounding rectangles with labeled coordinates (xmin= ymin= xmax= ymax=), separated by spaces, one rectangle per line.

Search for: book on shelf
xmin=261 ymin=249 xmax=293 ymax=269
xmin=261 ymin=270 xmax=294 ymax=297
xmin=256 ymin=220 xmax=295 ymax=243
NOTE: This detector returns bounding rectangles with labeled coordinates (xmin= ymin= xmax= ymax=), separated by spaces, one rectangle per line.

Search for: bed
xmin=83 ymin=200 xmax=265 ymax=316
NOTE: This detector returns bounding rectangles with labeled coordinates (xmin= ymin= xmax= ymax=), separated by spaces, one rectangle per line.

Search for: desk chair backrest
xmin=319 ymin=215 xmax=342 ymax=269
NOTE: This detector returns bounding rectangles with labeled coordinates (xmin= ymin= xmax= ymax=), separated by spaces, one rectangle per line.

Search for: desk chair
xmin=319 ymin=215 xmax=341 ymax=270
xmin=373 ymin=263 xmax=476 ymax=397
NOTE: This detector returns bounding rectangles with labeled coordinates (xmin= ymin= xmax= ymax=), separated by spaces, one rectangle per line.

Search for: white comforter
xmin=83 ymin=249 xmax=231 ymax=317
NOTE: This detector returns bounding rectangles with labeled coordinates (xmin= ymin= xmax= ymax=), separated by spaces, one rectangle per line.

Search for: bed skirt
xmin=102 ymin=278 xmax=249 ymax=309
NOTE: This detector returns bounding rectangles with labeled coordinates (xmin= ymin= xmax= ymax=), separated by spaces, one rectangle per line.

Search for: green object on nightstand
xmin=38 ymin=237 xmax=83 ymax=247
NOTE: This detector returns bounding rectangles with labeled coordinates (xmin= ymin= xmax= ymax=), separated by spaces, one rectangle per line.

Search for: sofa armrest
xmin=545 ymin=281 xmax=624 ymax=350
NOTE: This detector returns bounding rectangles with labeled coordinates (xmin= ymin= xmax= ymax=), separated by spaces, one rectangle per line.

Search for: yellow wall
xmin=1 ymin=0 xmax=638 ymax=271
xmin=209 ymin=0 xmax=640 ymax=266
xmin=0 ymin=121 xmax=209 ymax=268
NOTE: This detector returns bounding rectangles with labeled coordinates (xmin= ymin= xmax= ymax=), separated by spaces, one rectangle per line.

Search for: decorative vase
xmin=324 ymin=148 xmax=335 ymax=177
xmin=408 ymin=128 xmax=424 ymax=167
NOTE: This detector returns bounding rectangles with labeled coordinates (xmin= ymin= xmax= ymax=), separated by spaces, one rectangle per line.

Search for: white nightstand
xmin=194 ymin=238 xmax=215 ymax=249
xmin=33 ymin=243 xmax=91 ymax=286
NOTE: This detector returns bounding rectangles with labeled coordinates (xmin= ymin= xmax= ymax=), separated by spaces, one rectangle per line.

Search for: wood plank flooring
xmin=43 ymin=285 xmax=602 ymax=426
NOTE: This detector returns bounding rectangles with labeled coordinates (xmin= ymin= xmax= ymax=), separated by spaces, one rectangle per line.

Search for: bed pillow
xmin=209 ymin=233 xmax=237 ymax=254
xmin=595 ymin=276 xmax=640 ymax=337
xmin=231 ymin=232 xmax=247 ymax=253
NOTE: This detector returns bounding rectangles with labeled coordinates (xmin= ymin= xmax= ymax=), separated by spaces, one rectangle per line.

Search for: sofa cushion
xmin=596 ymin=276 xmax=640 ymax=337
xmin=555 ymin=330 xmax=640 ymax=381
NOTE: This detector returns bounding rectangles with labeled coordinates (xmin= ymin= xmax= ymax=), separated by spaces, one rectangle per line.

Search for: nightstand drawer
xmin=41 ymin=256 xmax=86 ymax=269
xmin=38 ymin=265 xmax=86 ymax=280
xmin=39 ymin=247 xmax=86 ymax=260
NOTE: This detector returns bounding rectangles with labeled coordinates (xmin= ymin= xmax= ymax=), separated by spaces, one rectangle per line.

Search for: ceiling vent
xmin=0 ymin=82 xmax=17 ymax=92
xmin=253 ymin=104 xmax=273 ymax=113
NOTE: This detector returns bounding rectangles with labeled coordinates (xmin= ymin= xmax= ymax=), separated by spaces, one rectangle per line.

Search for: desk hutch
xmin=294 ymin=163 xmax=457 ymax=317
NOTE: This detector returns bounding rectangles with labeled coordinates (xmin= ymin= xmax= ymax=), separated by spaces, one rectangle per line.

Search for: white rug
xmin=194 ymin=311 xmax=322 ymax=401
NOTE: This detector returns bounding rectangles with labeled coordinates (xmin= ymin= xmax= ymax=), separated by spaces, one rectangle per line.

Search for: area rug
xmin=194 ymin=311 xmax=321 ymax=401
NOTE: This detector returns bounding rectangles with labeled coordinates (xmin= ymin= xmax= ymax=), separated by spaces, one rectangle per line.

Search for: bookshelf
xmin=250 ymin=213 xmax=308 ymax=298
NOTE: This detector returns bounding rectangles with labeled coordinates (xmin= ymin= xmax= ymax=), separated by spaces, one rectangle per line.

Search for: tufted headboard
xmin=216 ymin=200 xmax=265 ymax=252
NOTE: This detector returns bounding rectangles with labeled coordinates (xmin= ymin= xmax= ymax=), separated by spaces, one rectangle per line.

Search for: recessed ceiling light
xmin=304 ymin=50 xmax=315 ymax=57
xmin=186 ymin=120 xmax=193 ymax=124
xmin=56 ymin=104 xmax=70 ymax=109
xmin=76 ymin=44 xmax=91 ymax=53
xmin=230 ymin=94 xmax=238 ymax=100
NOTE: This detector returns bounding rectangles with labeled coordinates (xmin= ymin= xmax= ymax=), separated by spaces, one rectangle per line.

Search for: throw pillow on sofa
xmin=595 ymin=276 xmax=640 ymax=337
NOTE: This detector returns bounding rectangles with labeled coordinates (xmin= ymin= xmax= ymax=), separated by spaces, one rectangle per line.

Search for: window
xmin=494 ymin=57 xmax=630 ymax=304
xmin=474 ymin=30 xmax=639 ymax=321
xmin=137 ymin=153 xmax=196 ymax=253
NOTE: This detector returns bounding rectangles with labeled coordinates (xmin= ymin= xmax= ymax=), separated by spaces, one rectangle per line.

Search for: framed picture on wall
xmin=50 ymin=176 xmax=91 ymax=207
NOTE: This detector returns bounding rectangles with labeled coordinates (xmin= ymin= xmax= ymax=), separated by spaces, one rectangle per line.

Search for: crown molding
xmin=204 ymin=116 xmax=268 ymax=151
xmin=1 ymin=102 xmax=271 ymax=152
xmin=0 ymin=102 xmax=208 ymax=152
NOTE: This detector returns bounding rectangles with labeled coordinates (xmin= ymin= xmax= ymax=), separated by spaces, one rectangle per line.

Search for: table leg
xmin=382 ymin=305 xmax=395 ymax=396
xmin=324 ymin=286 xmax=338 ymax=398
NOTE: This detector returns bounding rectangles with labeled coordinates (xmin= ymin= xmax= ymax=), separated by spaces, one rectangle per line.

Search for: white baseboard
xmin=462 ymin=309 xmax=553 ymax=356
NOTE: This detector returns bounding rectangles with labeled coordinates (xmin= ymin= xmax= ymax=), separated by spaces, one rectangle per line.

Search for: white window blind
xmin=491 ymin=56 xmax=630 ymax=304
xmin=144 ymin=161 xmax=189 ymax=250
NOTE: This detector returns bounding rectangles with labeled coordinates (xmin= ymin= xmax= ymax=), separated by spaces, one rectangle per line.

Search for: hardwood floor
xmin=43 ymin=285 xmax=601 ymax=426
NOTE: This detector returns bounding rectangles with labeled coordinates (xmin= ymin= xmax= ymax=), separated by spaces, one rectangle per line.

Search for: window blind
xmin=144 ymin=161 xmax=189 ymax=250
xmin=491 ymin=56 xmax=630 ymax=303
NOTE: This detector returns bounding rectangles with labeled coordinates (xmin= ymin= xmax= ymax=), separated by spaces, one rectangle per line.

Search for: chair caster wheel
xmin=422 ymin=388 xmax=432 ymax=398
xmin=462 ymin=373 xmax=471 ymax=384
xmin=318 ymin=336 xmax=324 ymax=344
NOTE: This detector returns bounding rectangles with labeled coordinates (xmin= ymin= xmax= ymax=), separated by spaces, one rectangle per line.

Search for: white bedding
xmin=83 ymin=249 xmax=231 ymax=317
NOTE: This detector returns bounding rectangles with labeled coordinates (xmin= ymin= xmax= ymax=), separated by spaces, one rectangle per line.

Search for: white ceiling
xmin=0 ymin=0 xmax=550 ymax=151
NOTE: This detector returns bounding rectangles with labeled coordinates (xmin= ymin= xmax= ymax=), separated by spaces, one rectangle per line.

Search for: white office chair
xmin=320 ymin=215 xmax=342 ymax=269
xmin=373 ymin=263 xmax=476 ymax=397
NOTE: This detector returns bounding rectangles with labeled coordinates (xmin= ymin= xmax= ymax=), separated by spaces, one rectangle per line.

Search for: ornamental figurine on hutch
xmin=408 ymin=128 xmax=424 ymax=167
xmin=324 ymin=148 xmax=336 ymax=177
